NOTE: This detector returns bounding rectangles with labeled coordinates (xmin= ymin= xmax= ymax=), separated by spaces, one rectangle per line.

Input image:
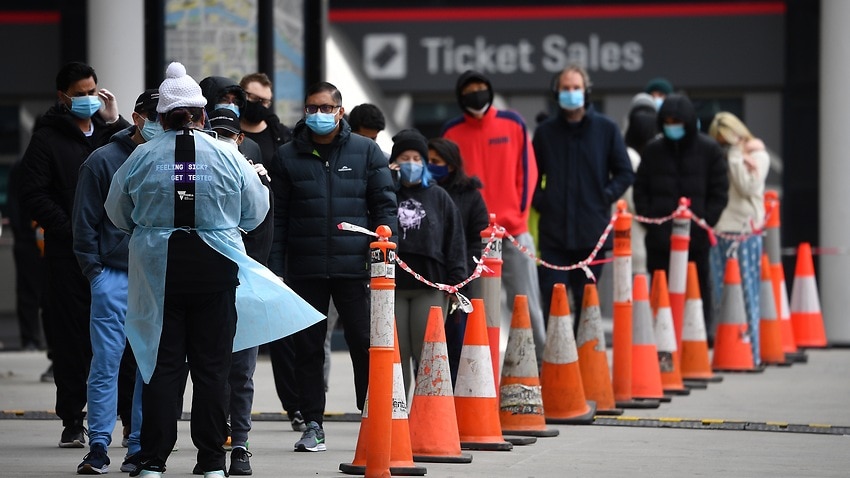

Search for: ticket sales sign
xmin=330 ymin=2 xmax=785 ymax=92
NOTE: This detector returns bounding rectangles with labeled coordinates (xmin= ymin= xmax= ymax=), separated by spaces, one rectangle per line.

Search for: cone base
xmin=683 ymin=375 xmax=723 ymax=383
xmin=503 ymin=436 xmax=537 ymax=446
xmin=634 ymin=394 xmax=672 ymax=403
xmin=616 ymin=399 xmax=660 ymax=409
xmin=664 ymin=387 xmax=691 ymax=396
xmin=460 ymin=440 xmax=513 ymax=451
xmin=339 ymin=463 xmax=428 ymax=476
xmin=413 ymin=453 xmax=473 ymax=464
xmin=594 ymin=407 xmax=625 ymax=416
xmin=682 ymin=380 xmax=709 ymax=389
xmin=544 ymin=400 xmax=597 ymax=425
xmin=827 ymin=340 xmax=850 ymax=348
xmin=501 ymin=427 xmax=560 ymax=437
xmin=785 ymin=351 xmax=808 ymax=363
xmin=714 ymin=363 xmax=767 ymax=373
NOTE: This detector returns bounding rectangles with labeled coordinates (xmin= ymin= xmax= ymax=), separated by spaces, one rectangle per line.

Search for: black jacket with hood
xmin=267 ymin=118 xmax=397 ymax=280
xmin=199 ymin=76 xmax=264 ymax=164
xmin=633 ymin=94 xmax=728 ymax=253
xmin=19 ymin=104 xmax=129 ymax=258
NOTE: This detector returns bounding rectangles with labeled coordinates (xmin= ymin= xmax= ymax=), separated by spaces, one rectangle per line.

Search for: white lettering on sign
xmin=541 ymin=34 xmax=642 ymax=73
xmin=414 ymin=33 xmax=643 ymax=77
xmin=421 ymin=36 xmax=535 ymax=75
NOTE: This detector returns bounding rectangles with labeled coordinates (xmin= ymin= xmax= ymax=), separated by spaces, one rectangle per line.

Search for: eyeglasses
xmin=305 ymin=104 xmax=341 ymax=115
xmin=247 ymin=92 xmax=272 ymax=108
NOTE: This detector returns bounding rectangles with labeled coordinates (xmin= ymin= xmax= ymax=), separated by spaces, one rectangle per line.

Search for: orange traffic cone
xmin=454 ymin=299 xmax=513 ymax=451
xmin=340 ymin=324 xmax=427 ymax=476
xmin=759 ymin=255 xmax=787 ymax=365
xmin=631 ymin=274 xmax=667 ymax=401
xmin=500 ymin=296 xmax=561 ymax=436
xmin=789 ymin=243 xmax=827 ymax=348
xmin=409 ymin=306 xmax=472 ymax=464
xmin=774 ymin=263 xmax=807 ymax=363
xmin=712 ymin=257 xmax=761 ymax=372
xmin=651 ymin=270 xmax=689 ymax=396
xmin=576 ymin=283 xmax=623 ymax=416
xmin=540 ymin=285 xmax=596 ymax=424
xmin=680 ymin=262 xmax=722 ymax=384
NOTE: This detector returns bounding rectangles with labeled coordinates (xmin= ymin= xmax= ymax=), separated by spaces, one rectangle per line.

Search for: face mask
xmin=242 ymin=100 xmax=270 ymax=123
xmin=461 ymin=90 xmax=491 ymax=114
xmin=663 ymin=123 xmax=686 ymax=141
xmin=558 ymin=90 xmax=584 ymax=111
xmin=653 ymin=97 xmax=664 ymax=111
xmin=66 ymin=94 xmax=101 ymax=119
xmin=140 ymin=118 xmax=163 ymax=141
xmin=399 ymin=162 xmax=423 ymax=185
xmin=215 ymin=103 xmax=240 ymax=117
xmin=427 ymin=164 xmax=450 ymax=181
xmin=218 ymin=136 xmax=239 ymax=147
xmin=305 ymin=112 xmax=338 ymax=135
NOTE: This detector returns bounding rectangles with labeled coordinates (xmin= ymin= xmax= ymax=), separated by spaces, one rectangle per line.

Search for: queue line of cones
xmin=342 ymin=249 xmax=827 ymax=471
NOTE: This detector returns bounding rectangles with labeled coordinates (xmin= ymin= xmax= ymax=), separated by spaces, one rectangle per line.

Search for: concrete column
xmin=819 ymin=0 xmax=850 ymax=344
xmin=88 ymin=0 xmax=146 ymax=120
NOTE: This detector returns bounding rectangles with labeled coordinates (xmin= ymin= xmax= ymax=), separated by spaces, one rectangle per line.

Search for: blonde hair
xmin=709 ymin=112 xmax=753 ymax=145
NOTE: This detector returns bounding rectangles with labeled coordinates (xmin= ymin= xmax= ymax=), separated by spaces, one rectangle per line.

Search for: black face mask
xmin=242 ymin=100 xmax=270 ymax=123
xmin=460 ymin=90 xmax=491 ymax=112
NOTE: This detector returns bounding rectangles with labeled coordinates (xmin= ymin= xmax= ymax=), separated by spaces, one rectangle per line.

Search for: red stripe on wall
xmin=0 ymin=11 xmax=61 ymax=24
xmin=330 ymin=2 xmax=786 ymax=23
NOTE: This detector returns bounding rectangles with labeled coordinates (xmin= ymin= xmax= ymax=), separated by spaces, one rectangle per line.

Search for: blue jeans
xmin=710 ymin=235 xmax=762 ymax=364
xmin=87 ymin=267 xmax=129 ymax=448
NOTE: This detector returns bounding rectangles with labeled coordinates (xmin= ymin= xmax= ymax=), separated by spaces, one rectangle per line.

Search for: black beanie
xmin=390 ymin=128 xmax=429 ymax=163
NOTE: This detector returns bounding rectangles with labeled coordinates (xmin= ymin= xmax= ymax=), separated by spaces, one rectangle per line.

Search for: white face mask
xmin=465 ymin=103 xmax=490 ymax=117
xmin=218 ymin=136 xmax=238 ymax=147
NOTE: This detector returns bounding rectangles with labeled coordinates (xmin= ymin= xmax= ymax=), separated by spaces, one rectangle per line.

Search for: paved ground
xmin=1 ymin=346 xmax=849 ymax=477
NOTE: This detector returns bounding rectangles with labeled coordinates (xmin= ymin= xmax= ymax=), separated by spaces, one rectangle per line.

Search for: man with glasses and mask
xmin=199 ymin=75 xmax=263 ymax=166
xmin=19 ymin=61 xmax=129 ymax=449
xmin=239 ymin=72 xmax=292 ymax=162
xmin=268 ymin=81 xmax=397 ymax=453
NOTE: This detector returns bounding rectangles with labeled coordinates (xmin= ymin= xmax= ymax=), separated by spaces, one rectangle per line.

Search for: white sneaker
xmin=204 ymin=471 xmax=226 ymax=477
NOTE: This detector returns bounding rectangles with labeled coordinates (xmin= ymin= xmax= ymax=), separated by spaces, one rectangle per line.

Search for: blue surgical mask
xmin=215 ymin=103 xmax=240 ymax=117
xmin=663 ymin=123 xmax=686 ymax=141
xmin=399 ymin=162 xmax=424 ymax=185
xmin=653 ymin=97 xmax=664 ymax=110
xmin=558 ymin=90 xmax=584 ymax=111
xmin=427 ymin=164 xmax=450 ymax=181
xmin=305 ymin=112 xmax=339 ymax=135
xmin=140 ymin=118 xmax=163 ymax=141
xmin=66 ymin=94 xmax=101 ymax=119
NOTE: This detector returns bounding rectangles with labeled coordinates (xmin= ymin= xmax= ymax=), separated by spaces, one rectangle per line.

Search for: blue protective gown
xmin=105 ymin=128 xmax=324 ymax=382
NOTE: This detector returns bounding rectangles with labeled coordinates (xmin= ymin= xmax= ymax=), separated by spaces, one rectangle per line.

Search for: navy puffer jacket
xmin=267 ymin=118 xmax=397 ymax=279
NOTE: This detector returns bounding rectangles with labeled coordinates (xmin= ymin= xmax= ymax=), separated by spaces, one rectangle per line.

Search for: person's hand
xmin=98 ymin=89 xmax=120 ymax=124
xmin=249 ymin=160 xmax=271 ymax=183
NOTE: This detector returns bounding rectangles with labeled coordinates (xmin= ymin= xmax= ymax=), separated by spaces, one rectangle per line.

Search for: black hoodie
xmin=19 ymin=105 xmax=129 ymax=258
xmin=455 ymin=70 xmax=494 ymax=115
xmin=633 ymin=94 xmax=728 ymax=252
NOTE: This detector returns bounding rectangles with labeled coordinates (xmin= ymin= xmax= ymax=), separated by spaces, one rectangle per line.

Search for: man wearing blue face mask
xmin=72 ymin=89 xmax=160 ymax=474
xmin=267 ymin=81 xmax=397 ymax=453
xmin=633 ymin=93 xmax=729 ymax=335
xmin=19 ymin=61 xmax=129 ymax=449
xmin=200 ymin=76 xmax=263 ymax=166
xmin=532 ymin=65 xmax=634 ymax=330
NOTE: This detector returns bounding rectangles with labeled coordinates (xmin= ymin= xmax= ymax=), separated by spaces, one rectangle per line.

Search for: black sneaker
xmin=229 ymin=447 xmax=253 ymax=475
xmin=121 ymin=452 xmax=141 ymax=473
xmin=129 ymin=461 xmax=165 ymax=477
xmin=293 ymin=421 xmax=325 ymax=452
xmin=60 ymin=424 xmax=87 ymax=448
xmin=290 ymin=411 xmax=306 ymax=432
xmin=77 ymin=443 xmax=110 ymax=474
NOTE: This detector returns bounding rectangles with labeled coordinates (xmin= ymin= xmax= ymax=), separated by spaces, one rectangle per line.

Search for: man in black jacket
xmin=19 ymin=61 xmax=129 ymax=448
xmin=633 ymin=93 xmax=728 ymax=332
xmin=533 ymin=65 xmax=634 ymax=326
xmin=239 ymin=72 xmax=292 ymax=159
xmin=268 ymin=82 xmax=397 ymax=452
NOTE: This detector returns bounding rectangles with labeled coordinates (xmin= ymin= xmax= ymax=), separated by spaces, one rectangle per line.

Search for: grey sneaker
xmin=121 ymin=452 xmax=141 ymax=473
xmin=293 ymin=421 xmax=325 ymax=452
xmin=290 ymin=411 xmax=306 ymax=432
xmin=60 ymin=424 xmax=86 ymax=448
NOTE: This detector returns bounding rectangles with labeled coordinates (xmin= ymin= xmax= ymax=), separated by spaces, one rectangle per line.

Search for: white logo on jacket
xmin=398 ymin=198 xmax=426 ymax=240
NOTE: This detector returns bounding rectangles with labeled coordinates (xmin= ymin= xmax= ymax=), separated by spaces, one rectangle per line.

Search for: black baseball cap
xmin=134 ymin=89 xmax=160 ymax=117
xmin=209 ymin=108 xmax=241 ymax=134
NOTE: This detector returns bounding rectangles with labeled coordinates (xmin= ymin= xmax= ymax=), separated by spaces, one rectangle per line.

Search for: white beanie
xmin=156 ymin=62 xmax=207 ymax=113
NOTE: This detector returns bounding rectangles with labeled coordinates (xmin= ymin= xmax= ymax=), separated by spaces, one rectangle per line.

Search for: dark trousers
xmin=646 ymin=248 xmax=713 ymax=335
xmin=539 ymin=248 xmax=605 ymax=332
xmin=12 ymin=241 xmax=45 ymax=348
xmin=45 ymin=257 xmax=91 ymax=426
xmin=268 ymin=334 xmax=299 ymax=418
xmin=139 ymin=289 xmax=236 ymax=472
xmin=281 ymin=278 xmax=370 ymax=425
xmin=118 ymin=344 xmax=138 ymax=427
